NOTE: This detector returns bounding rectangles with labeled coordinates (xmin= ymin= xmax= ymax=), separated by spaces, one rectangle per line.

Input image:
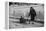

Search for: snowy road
xmin=9 ymin=18 xmax=44 ymax=29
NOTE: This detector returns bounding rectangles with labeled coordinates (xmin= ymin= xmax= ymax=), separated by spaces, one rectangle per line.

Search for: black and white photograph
xmin=9 ymin=2 xmax=44 ymax=29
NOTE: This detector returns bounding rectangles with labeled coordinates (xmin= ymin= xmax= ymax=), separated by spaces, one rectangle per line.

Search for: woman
xmin=28 ymin=7 xmax=36 ymax=24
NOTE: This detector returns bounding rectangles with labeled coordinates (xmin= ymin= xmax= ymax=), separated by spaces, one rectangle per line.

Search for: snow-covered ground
xmin=9 ymin=18 xmax=44 ymax=29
